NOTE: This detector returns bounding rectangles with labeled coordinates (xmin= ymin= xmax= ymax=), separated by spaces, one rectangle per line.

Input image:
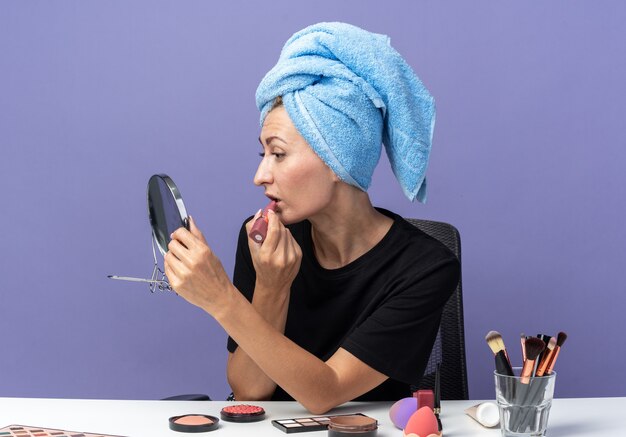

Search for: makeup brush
xmin=517 ymin=334 xmax=565 ymax=431
xmin=535 ymin=334 xmax=551 ymax=371
xmin=535 ymin=337 xmax=556 ymax=377
xmin=520 ymin=337 xmax=545 ymax=384
xmin=520 ymin=333 xmax=527 ymax=363
xmin=485 ymin=331 xmax=507 ymax=357
xmin=546 ymin=331 xmax=567 ymax=375
xmin=485 ymin=331 xmax=514 ymax=376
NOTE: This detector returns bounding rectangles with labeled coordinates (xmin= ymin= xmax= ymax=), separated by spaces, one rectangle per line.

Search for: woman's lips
xmin=270 ymin=199 xmax=281 ymax=212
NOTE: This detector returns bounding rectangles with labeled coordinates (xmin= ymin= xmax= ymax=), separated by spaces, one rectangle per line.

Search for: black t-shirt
xmin=227 ymin=208 xmax=460 ymax=401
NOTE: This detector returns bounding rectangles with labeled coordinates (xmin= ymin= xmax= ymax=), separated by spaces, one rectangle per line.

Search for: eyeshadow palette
xmin=0 ymin=425 xmax=127 ymax=437
xmin=272 ymin=413 xmax=368 ymax=434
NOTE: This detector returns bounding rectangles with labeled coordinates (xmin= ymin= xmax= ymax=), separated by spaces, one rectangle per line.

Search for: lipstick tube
xmin=248 ymin=201 xmax=277 ymax=243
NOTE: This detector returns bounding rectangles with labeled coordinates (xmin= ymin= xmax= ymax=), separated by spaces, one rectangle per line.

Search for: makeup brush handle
xmin=536 ymin=348 xmax=555 ymax=377
xmin=546 ymin=346 xmax=561 ymax=374
xmin=495 ymin=351 xmax=514 ymax=376
xmin=520 ymin=359 xmax=536 ymax=384
xmin=508 ymin=362 xmax=535 ymax=432
xmin=516 ymin=377 xmax=550 ymax=432
xmin=508 ymin=380 xmax=533 ymax=432
xmin=503 ymin=349 xmax=512 ymax=367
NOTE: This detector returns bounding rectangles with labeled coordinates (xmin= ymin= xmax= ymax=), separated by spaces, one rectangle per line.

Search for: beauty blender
xmin=403 ymin=407 xmax=442 ymax=437
xmin=389 ymin=397 xmax=418 ymax=429
xmin=390 ymin=390 xmax=435 ymax=429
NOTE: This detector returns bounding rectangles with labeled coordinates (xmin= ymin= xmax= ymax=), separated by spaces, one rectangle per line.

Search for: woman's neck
xmin=308 ymin=189 xmax=393 ymax=269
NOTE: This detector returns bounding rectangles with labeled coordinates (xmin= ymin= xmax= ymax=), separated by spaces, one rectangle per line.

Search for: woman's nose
xmin=253 ymin=158 xmax=273 ymax=186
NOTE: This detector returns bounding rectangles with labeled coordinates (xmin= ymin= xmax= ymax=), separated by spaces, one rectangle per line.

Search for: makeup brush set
xmin=485 ymin=330 xmax=567 ymax=380
xmin=485 ymin=330 xmax=567 ymax=434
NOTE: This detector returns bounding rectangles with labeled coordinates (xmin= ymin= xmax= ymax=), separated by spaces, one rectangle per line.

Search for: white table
xmin=0 ymin=397 xmax=623 ymax=436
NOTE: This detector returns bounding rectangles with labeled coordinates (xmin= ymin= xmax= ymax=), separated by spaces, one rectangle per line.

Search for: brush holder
xmin=494 ymin=367 xmax=556 ymax=437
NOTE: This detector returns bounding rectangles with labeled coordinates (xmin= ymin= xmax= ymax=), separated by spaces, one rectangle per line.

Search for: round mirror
xmin=147 ymin=174 xmax=189 ymax=255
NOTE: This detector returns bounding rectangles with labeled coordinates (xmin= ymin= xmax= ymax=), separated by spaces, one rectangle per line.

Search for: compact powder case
xmin=220 ymin=404 xmax=266 ymax=422
xmin=328 ymin=415 xmax=378 ymax=437
xmin=168 ymin=414 xmax=220 ymax=433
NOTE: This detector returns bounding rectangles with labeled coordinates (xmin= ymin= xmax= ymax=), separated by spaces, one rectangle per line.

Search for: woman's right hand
xmin=245 ymin=209 xmax=302 ymax=292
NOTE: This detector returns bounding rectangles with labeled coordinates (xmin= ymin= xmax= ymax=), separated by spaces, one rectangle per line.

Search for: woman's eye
xmin=258 ymin=152 xmax=286 ymax=160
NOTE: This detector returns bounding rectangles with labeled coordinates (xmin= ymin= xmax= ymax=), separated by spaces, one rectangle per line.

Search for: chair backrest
xmin=405 ymin=218 xmax=469 ymax=400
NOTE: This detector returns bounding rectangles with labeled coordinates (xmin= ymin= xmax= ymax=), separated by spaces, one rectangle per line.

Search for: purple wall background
xmin=2 ymin=1 xmax=625 ymax=401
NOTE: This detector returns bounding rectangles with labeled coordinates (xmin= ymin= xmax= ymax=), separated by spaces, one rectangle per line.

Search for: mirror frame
xmin=147 ymin=174 xmax=189 ymax=256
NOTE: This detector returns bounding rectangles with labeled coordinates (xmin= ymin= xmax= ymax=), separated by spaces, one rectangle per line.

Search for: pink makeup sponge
xmin=403 ymin=406 xmax=441 ymax=437
xmin=389 ymin=397 xmax=418 ymax=429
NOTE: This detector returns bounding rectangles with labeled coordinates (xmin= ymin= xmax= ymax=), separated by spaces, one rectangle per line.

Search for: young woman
xmin=164 ymin=22 xmax=459 ymax=414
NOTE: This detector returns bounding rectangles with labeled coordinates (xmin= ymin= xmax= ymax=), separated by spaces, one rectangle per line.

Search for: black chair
xmin=405 ymin=218 xmax=469 ymax=400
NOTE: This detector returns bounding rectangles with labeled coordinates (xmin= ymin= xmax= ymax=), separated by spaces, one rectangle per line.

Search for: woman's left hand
xmin=164 ymin=216 xmax=233 ymax=313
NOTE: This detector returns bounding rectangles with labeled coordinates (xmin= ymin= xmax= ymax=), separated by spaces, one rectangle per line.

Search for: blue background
xmin=1 ymin=0 xmax=625 ymax=401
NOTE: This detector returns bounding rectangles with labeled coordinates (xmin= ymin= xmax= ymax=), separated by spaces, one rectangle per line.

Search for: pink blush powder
xmin=174 ymin=415 xmax=214 ymax=425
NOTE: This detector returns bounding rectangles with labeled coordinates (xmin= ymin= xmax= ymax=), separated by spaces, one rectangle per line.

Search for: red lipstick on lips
xmin=248 ymin=200 xmax=277 ymax=243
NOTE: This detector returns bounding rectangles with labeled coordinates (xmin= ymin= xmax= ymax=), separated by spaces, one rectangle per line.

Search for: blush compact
xmin=220 ymin=404 xmax=266 ymax=422
xmin=168 ymin=414 xmax=220 ymax=433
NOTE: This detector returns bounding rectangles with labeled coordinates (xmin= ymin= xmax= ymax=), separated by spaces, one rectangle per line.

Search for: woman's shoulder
xmin=378 ymin=208 xmax=459 ymax=265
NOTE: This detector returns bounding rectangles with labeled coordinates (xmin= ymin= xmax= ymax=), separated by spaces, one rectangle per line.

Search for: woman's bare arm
xmin=226 ymin=281 xmax=290 ymax=400
xmin=165 ymin=213 xmax=387 ymax=413
xmin=217 ymin=288 xmax=388 ymax=413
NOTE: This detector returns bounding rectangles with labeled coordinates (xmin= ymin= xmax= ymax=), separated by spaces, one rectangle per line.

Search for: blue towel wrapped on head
xmin=256 ymin=22 xmax=435 ymax=202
